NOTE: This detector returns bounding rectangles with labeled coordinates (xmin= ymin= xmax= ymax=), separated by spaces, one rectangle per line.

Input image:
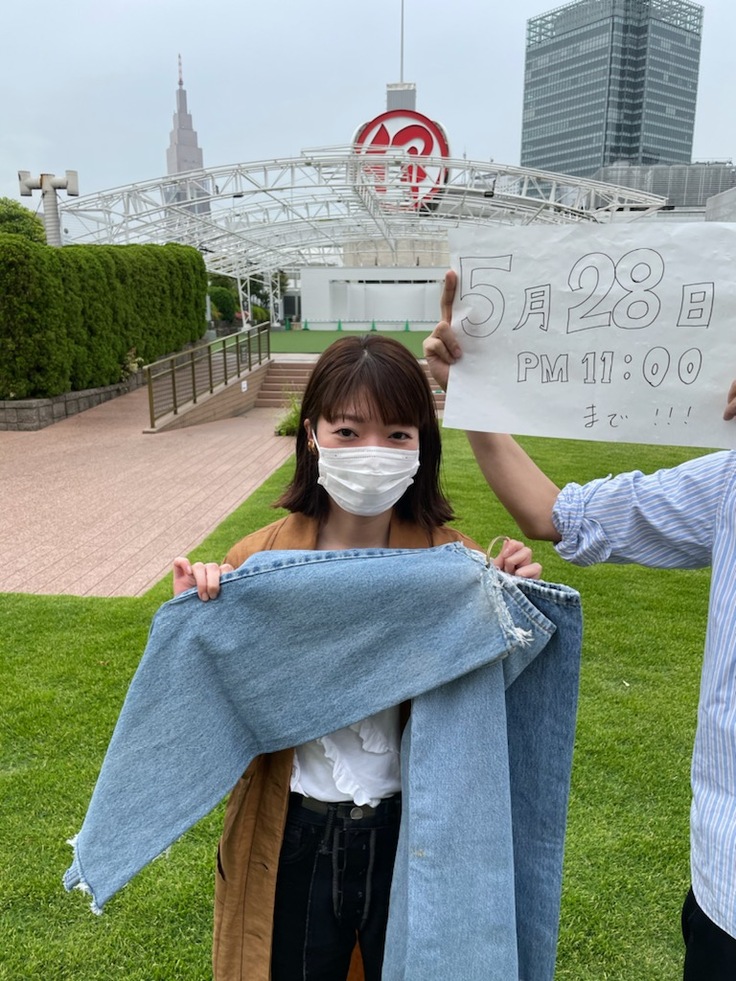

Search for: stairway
xmin=255 ymin=359 xmax=446 ymax=411
xmin=254 ymin=361 xmax=314 ymax=409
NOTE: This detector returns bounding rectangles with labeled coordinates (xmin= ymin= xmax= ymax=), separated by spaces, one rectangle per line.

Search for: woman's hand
xmin=423 ymin=271 xmax=461 ymax=393
xmin=490 ymin=538 xmax=542 ymax=580
xmin=172 ymin=557 xmax=234 ymax=600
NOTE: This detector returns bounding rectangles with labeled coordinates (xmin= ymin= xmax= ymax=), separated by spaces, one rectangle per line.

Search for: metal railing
xmin=143 ymin=323 xmax=271 ymax=429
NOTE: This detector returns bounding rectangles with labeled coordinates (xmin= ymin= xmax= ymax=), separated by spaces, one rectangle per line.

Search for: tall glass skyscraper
xmin=520 ymin=0 xmax=703 ymax=178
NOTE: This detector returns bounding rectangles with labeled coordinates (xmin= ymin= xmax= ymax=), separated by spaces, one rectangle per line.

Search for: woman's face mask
xmin=312 ymin=432 xmax=420 ymax=517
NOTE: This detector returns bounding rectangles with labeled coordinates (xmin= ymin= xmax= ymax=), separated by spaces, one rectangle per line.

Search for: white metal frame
xmin=59 ymin=145 xmax=666 ymax=279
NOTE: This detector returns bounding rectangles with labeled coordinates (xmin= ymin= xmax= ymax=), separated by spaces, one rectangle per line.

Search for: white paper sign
xmin=443 ymin=223 xmax=736 ymax=449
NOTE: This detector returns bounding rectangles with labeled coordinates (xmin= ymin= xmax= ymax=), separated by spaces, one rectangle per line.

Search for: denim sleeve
xmin=551 ymin=451 xmax=735 ymax=570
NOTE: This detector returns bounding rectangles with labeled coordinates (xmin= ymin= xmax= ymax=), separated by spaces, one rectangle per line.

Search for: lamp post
xmin=17 ymin=170 xmax=79 ymax=246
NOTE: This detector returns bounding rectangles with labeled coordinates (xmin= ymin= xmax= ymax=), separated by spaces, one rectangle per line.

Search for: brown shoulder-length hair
xmin=275 ymin=334 xmax=454 ymax=531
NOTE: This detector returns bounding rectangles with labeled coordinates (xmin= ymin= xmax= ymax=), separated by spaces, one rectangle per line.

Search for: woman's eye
xmin=335 ymin=428 xmax=356 ymax=438
xmin=390 ymin=431 xmax=412 ymax=441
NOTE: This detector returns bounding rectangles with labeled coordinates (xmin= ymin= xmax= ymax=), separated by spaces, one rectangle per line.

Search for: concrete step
xmin=255 ymin=360 xmax=445 ymax=410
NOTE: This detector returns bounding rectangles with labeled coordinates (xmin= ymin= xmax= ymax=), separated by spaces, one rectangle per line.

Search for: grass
xmin=268 ymin=328 xmax=430 ymax=358
xmin=0 ymin=430 xmax=714 ymax=979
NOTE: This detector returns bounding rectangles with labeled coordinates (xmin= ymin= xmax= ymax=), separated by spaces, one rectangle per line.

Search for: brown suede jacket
xmin=212 ymin=511 xmax=481 ymax=981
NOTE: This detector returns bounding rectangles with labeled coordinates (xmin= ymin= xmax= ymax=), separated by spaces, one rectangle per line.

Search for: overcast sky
xmin=1 ymin=0 xmax=733 ymax=206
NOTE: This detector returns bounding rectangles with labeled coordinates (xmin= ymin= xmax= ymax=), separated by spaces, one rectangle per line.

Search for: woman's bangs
xmin=321 ymin=366 xmax=425 ymax=428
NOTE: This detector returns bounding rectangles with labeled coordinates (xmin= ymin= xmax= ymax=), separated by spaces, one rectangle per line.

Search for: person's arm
xmin=424 ymin=271 xmax=561 ymax=541
xmin=464 ymin=432 xmax=561 ymax=542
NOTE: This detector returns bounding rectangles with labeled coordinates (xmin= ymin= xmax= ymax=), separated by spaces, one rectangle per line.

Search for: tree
xmin=209 ymin=284 xmax=237 ymax=323
xmin=0 ymin=198 xmax=45 ymax=244
xmin=209 ymin=270 xmax=288 ymax=312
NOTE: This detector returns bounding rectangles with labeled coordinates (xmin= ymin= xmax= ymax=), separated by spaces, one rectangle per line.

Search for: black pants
xmin=682 ymin=886 xmax=736 ymax=980
xmin=271 ymin=793 xmax=401 ymax=981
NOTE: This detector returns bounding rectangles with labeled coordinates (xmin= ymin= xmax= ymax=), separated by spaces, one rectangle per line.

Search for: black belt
xmin=289 ymin=792 xmax=400 ymax=821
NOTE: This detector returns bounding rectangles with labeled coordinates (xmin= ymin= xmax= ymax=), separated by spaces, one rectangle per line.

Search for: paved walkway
xmin=1 ymin=386 xmax=296 ymax=597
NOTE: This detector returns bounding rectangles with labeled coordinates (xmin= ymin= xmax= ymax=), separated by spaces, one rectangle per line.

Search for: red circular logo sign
xmin=353 ymin=109 xmax=450 ymax=210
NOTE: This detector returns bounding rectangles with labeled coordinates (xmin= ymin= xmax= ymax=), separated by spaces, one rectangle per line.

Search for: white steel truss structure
xmin=59 ymin=146 xmax=667 ymax=279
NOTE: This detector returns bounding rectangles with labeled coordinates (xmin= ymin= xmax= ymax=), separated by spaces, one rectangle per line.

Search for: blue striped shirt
xmin=553 ymin=450 xmax=736 ymax=938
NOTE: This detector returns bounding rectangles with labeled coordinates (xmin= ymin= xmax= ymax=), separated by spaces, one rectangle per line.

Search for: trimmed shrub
xmin=251 ymin=304 xmax=269 ymax=324
xmin=209 ymin=285 xmax=237 ymax=323
xmin=0 ymin=235 xmax=69 ymax=398
xmin=0 ymin=239 xmax=208 ymax=399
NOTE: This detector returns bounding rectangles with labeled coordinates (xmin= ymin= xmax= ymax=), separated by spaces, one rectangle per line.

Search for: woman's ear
xmin=304 ymin=419 xmax=316 ymax=453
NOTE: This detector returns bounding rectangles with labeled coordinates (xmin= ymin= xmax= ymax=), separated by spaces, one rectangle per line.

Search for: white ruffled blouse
xmin=290 ymin=706 xmax=401 ymax=807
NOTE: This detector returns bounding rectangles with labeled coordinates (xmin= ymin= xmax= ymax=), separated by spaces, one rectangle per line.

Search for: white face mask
xmin=313 ymin=433 xmax=420 ymax=517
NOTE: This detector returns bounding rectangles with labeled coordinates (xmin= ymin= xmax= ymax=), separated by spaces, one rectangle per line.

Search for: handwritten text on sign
xmin=442 ymin=224 xmax=736 ymax=449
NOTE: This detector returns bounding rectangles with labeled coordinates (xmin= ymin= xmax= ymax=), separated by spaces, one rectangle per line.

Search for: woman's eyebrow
xmin=333 ymin=415 xmax=412 ymax=427
xmin=332 ymin=412 xmax=366 ymax=424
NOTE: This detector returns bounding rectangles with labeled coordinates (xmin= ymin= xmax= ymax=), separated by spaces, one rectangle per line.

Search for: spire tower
xmin=166 ymin=55 xmax=204 ymax=175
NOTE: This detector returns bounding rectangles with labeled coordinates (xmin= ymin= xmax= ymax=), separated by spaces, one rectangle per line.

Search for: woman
xmin=174 ymin=334 xmax=540 ymax=981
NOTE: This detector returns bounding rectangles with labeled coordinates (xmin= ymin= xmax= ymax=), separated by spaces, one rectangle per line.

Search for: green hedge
xmin=0 ymin=237 xmax=207 ymax=399
xmin=208 ymin=284 xmax=237 ymax=323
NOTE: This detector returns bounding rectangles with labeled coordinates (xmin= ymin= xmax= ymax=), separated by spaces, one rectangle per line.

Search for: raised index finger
xmin=440 ymin=270 xmax=457 ymax=325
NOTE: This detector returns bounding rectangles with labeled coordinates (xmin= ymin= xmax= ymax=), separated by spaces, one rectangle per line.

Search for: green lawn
xmin=268 ymin=327 xmax=430 ymax=358
xmin=0 ymin=430 xmax=713 ymax=979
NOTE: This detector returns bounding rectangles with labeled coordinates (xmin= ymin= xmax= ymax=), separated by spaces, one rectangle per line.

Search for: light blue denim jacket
xmin=65 ymin=542 xmax=582 ymax=981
